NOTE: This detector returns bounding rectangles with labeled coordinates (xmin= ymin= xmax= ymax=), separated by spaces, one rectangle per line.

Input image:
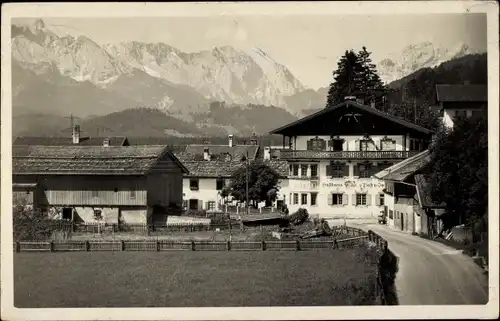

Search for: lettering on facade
xmin=321 ymin=181 xmax=385 ymax=189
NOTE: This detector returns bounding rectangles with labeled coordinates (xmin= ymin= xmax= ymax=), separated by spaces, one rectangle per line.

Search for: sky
xmin=16 ymin=14 xmax=487 ymax=89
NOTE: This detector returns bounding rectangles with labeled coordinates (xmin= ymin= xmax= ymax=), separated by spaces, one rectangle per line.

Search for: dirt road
xmin=348 ymin=222 xmax=489 ymax=305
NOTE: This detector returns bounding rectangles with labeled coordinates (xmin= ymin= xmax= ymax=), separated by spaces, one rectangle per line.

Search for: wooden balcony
xmin=280 ymin=150 xmax=421 ymax=160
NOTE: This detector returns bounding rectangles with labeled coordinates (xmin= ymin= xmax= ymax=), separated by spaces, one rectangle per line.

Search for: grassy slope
xmin=15 ymin=249 xmax=378 ymax=307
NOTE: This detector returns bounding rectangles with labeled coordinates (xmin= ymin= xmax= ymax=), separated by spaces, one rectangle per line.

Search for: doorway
xmin=400 ymin=213 xmax=404 ymax=231
xmin=62 ymin=207 xmax=73 ymax=221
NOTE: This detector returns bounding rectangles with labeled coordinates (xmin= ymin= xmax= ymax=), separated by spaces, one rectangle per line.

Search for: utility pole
xmin=413 ymin=97 xmax=417 ymax=124
xmin=245 ymin=149 xmax=249 ymax=215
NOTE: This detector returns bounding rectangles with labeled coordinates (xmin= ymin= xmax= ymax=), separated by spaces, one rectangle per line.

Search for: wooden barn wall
xmin=13 ymin=175 xmax=148 ymax=206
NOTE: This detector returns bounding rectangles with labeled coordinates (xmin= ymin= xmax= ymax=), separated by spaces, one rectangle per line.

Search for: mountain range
xmin=10 ymin=19 xmax=485 ymax=137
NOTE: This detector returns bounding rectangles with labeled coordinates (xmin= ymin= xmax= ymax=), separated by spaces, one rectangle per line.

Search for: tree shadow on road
xmin=379 ymin=249 xmax=400 ymax=305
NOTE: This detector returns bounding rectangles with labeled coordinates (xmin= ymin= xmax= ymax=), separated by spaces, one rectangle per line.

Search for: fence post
xmin=16 ymin=241 xmax=20 ymax=253
xmin=333 ymin=239 xmax=338 ymax=249
xmin=261 ymin=241 xmax=266 ymax=251
xmin=191 ymin=240 xmax=196 ymax=251
xmin=296 ymin=240 xmax=301 ymax=251
xmin=85 ymin=241 xmax=90 ymax=251
xmin=121 ymin=240 xmax=125 ymax=251
xmin=368 ymin=230 xmax=373 ymax=242
xmin=156 ymin=240 xmax=160 ymax=252
xmin=50 ymin=241 xmax=55 ymax=252
xmin=227 ymin=241 xmax=231 ymax=251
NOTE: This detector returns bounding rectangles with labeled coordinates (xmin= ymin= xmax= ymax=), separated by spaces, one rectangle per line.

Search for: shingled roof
xmin=13 ymin=136 xmax=129 ymax=146
xmin=436 ymin=84 xmax=488 ymax=103
xmin=414 ymin=174 xmax=446 ymax=209
xmin=174 ymin=151 xmax=289 ymax=178
xmin=13 ymin=145 xmax=187 ymax=175
xmin=184 ymin=144 xmax=260 ymax=161
xmin=374 ymin=150 xmax=430 ymax=182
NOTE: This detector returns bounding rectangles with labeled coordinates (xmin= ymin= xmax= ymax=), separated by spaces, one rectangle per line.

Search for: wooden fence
xmin=13 ymin=235 xmax=371 ymax=253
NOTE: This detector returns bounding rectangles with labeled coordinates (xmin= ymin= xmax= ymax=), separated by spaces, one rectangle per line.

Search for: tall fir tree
xmin=326 ymin=50 xmax=364 ymax=107
xmin=326 ymin=47 xmax=388 ymax=108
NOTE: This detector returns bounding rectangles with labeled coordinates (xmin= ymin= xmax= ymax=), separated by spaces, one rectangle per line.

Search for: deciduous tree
xmin=228 ymin=163 xmax=280 ymax=207
xmin=428 ymin=115 xmax=488 ymax=229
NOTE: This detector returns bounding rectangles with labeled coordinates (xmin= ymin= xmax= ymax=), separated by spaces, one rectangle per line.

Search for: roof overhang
xmin=270 ymin=101 xmax=433 ymax=136
xmin=12 ymin=183 xmax=38 ymax=189
xmin=374 ymin=149 xmax=430 ymax=181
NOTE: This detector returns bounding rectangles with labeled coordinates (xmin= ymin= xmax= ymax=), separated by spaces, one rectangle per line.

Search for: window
xmin=130 ymin=190 xmax=136 ymax=199
xmin=190 ymin=179 xmax=199 ymax=191
xmin=189 ymin=199 xmax=199 ymax=210
xmin=301 ymin=193 xmax=308 ymax=205
xmin=379 ymin=194 xmax=385 ymax=206
xmin=310 ymin=164 xmax=318 ymax=177
xmin=300 ymin=164 xmax=308 ymax=177
xmin=332 ymin=139 xmax=343 ymax=151
xmin=93 ymin=209 xmax=103 ymax=220
xmin=331 ymin=193 xmax=343 ymax=205
xmin=328 ymin=163 xmax=345 ymax=178
xmin=310 ymin=193 xmax=318 ymax=206
xmin=292 ymin=164 xmax=299 ymax=176
xmin=307 ymin=137 xmax=326 ymax=151
xmin=360 ymin=140 xmax=369 ymax=151
xmin=293 ymin=193 xmax=299 ymax=205
xmin=389 ymin=210 xmax=394 ymax=219
xmin=356 ymin=194 xmax=367 ymax=206
xmin=62 ymin=208 xmax=72 ymax=220
xmin=414 ymin=141 xmax=420 ymax=151
xmin=358 ymin=164 xmax=370 ymax=178
xmin=207 ymin=201 xmax=216 ymax=211
xmin=91 ymin=190 xmax=99 ymax=198
xmin=380 ymin=138 xmax=396 ymax=151
xmin=216 ymin=178 xmax=224 ymax=190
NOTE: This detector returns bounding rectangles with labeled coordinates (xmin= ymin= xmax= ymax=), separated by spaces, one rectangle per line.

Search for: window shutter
xmin=198 ymin=200 xmax=203 ymax=210
xmin=205 ymin=201 xmax=209 ymax=210
xmin=326 ymin=164 xmax=332 ymax=176
xmin=328 ymin=139 xmax=333 ymax=148
xmin=375 ymin=194 xmax=380 ymax=206
xmin=320 ymin=139 xmax=326 ymax=151
xmin=342 ymin=194 xmax=348 ymax=205
xmin=327 ymin=193 xmax=333 ymax=206
xmin=352 ymin=194 xmax=356 ymax=205
xmin=355 ymin=139 xmax=361 ymax=151
xmin=353 ymin=164 xmax=359 ymax=177
xmin=366 ymin=195 xmax=372 ymax=206
xmin=307 ymin=140 xmax=312 ymax=150
xmin=183 ymin=200 xmax=188 ymax=209
xmin=342 ymin=164 xmax=350 ymax=177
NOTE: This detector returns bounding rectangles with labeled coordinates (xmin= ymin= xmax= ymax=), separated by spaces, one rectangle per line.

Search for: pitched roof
xmin=414 ymin=174 xmax=446 ymax=209
xmin=173 ymin=151 xmax=288 ymax=178
xmin=174 ymin=152 xmax=246 ymax=178
xmin=270 ymin=100 xmax=433 ymax=135
xmin=12 ymin=145 xmax=187 ymax=176
xmin=125 ymin=136 xmax=170 ymax=146
xmin=374 ymin=149 xmax=430 ymax=181
xmin=184 ymin=144 xmax=260 ymax=161
xmin=13 ymin=136 xmax=129 ymax=146
xmin=436 ymin=84 xmax=488 ymax=103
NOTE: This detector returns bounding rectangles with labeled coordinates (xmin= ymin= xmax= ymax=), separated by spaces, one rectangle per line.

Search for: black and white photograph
xmin=1 ymin=1 xmax=498 ymax=320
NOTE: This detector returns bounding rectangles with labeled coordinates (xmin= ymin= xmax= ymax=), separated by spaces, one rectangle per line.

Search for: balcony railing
xmin=280 ymin=150 xmax=421 ymax=160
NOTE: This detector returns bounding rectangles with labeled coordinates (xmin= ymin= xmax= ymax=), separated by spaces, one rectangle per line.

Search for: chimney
xmin=250 ymin=133 xmax=258 ymax=145
xmin=344 ymin=96 xmax=357 ymax=102
xmin=103 ymin=137 xmax=110 ymax=147
xmin=203 ymin=147 xmax=210 ymax=161
xmin=264 ymin=147 xmax=271 ymax=161
xmin=72 ymin=125 xmax=80 ymax=144
xmin=228 ymin=134 xmax=234 ymax=148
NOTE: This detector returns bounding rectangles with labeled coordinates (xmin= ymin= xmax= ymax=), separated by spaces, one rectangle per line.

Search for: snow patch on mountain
xmin=377 ymin=41 xmax=484 ymax=84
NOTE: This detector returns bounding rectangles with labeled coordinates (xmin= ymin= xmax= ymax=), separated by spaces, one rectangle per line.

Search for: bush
xmin=13 ymin=202 xmax=70 ymax=241
xmin=288 ymin=208 xmax=309 ymax=226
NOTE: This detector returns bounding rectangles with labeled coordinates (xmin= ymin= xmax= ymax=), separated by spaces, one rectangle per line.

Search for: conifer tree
xmin=326 ymin=47 xmax=388 ymax=108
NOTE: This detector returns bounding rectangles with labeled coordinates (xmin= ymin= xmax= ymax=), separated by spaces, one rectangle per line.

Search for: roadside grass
xmin=15 ymin=247 xmax=378 ymax=307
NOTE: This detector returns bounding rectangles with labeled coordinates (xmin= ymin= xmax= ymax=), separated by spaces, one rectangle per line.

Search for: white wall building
xmin=435 ymin=84 xmax=487 ymax=129
xmin=269 ymin=97 xmax=433 ymax=219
